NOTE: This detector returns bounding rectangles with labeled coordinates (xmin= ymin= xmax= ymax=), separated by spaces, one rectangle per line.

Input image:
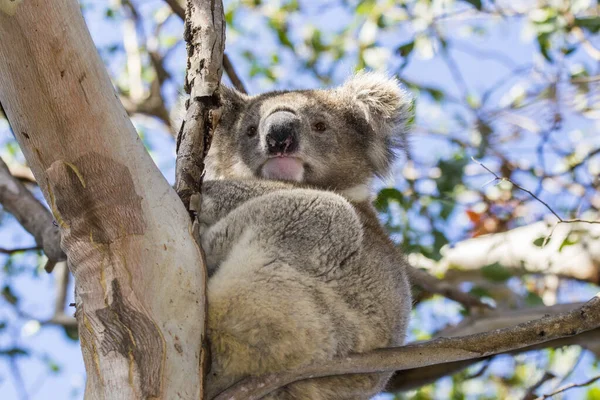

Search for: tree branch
xmin=409 ymin=220 xmax=600 ymax=287
xmin=214 ymin=295 xmax=600 ymax=399
xmin=408 ymin=265 xmax=491 ymax=310
xmin=222 ymin=54 xmax=247 ymax=94
xmin=384 ymin=301 xmax=600 ymax=392
xmin=0 ymin=157 xmax=64 ymax=264
xmin=174 ymin=0 xmax=226 ymax=395
xmin=164 ymin=0 xmax=247 ymax=94
xmin=175 ymin=0 xmax=225 ymax=208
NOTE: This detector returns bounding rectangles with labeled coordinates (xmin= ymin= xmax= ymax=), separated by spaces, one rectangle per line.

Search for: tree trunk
xmin=0 ymin=1 xmax=206 ymax=398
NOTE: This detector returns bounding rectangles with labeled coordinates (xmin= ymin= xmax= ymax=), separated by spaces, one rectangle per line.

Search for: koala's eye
xmin=313 ymin=122 xmax=327 ymax=132
xmin=246 ymin=126 xmax=257 ymax=137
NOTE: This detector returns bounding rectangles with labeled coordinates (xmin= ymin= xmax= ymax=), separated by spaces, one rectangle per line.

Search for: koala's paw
xmin=197 ymin=193 xmax=219 ymax=227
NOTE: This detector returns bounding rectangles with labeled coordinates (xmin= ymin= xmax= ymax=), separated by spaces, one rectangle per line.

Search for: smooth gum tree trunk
xmin=0 ymin=1 xmax=206 ymax=398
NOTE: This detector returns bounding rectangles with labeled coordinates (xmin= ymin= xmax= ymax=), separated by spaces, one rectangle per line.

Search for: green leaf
xmin=47 ymin=360 xmax=61 ymax=373
xmin=533 ymin=237 xmax=545 ymax=247
xmin=558 ymin=234 xmax=579 ymax=252
xmin=470 ymin=286 xmax=492 ymax=299
xmin=525 ymin=291 xmax=544 ymax=306
xmin=0 ymin=347 xmax=29 ymax=357
xmin=537 ymin=33 xmax=553 ymax=63
xmin=63 ymin=324 xmax=79 ymax=341
xmin=587 ymin=387 xmax=600 ymax=400
xmin=574 ymin=17 xmax=600 ymax=34
xmin=356 ymin=0 xmax=376 ymax=15
xmin=1 ymin=285 xmax=18 ymax=305
xmin=374 ymin=188 xmax=405 ymax=211
xmin=481 ymin=262 xmax=512 ymax=282
xmin=397 ymin=41 xmax=415 ymax=57
xmin=461 ymin=0 xmax=482 ymax=10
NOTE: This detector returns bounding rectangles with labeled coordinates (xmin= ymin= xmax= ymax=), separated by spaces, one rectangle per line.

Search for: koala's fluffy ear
xmin=338 ymin=71 xmax=413 ymax=176
xmin=339 ymin=71 xmax=412 ymax=138
xmin=219 ymin=85 xmax=247 ymax=111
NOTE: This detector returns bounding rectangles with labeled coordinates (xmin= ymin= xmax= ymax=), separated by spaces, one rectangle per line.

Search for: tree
xmin=0 ymin=0 xmax=599 ymax=399
xmin=0 ymin=0 xmax=207 ymax=398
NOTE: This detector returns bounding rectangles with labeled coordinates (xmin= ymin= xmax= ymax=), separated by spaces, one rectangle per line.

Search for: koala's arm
xmin=201 ymin=188 xmax=363 ymax=275
xmin=199 ymin=179 xmax=295 ymax=226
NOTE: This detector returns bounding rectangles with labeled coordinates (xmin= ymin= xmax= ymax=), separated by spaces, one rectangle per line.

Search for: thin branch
xmin=164 ymin=0 xmax=185 ymax=19
xmin=535 ymin=374 xmax=600 ymax=400
xmin=571 ymin=74 xmax=600 ymax=84
xmin=120 ymin=0 xmax=173 ymax=131
xmin=0 ymin=157 xmax=65 ymax=266
xmin=408 ymin=265 xmax=491 ymax=310
xmin=223 ymin=54 xmax=247 ymax=94
xmin=471 ymin=157 xmax=600 ymax=226
xmin=214 ymin=294 xmax=600 ymax=400
xmin=522 ymin=372 xmax=556 ymax=400
xmin=0 ymin=246 xmax=41 ymax=254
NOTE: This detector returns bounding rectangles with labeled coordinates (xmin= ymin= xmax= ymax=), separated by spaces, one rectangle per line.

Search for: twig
xmin=535 ymin=374 xmax=600 ymax=400
xmin=0 ymin=246 xmax=41 ymax=254
xmin=471 ymin=156 xmax=600 ymax=243
xmin=522 ymin=371 xmax=556 ymax=400
xmin=464 ymin=359 xmax=491 ymax=380
xmin=408 ymin=265 xmax=491 ymax=310
xmin=164 ymin=0 xmax=185 ymax=19
xmin=551 ymin=349 xmax=585 ymax=391
xmin=223 ymin=54 xmax=247 ymax=94
xmin=214 ymin=294 xmax=600 ymax=400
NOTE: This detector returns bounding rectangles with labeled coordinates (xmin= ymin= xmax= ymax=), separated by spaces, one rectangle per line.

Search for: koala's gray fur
xmin=190 ymin=72 xmax=413 ymax=399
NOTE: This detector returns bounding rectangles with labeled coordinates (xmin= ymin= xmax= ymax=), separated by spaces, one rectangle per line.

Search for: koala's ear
xmin=338 ymin=71 xmax=413 ymax=177
xmin=219 ymin=84 xmax=247 ymax=112
xmin=338 ymin=71 xmax=412 ymax=138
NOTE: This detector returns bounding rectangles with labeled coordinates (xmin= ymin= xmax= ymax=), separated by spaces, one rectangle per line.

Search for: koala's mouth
xmin=261 ymin=156 xmax=305 ymax=182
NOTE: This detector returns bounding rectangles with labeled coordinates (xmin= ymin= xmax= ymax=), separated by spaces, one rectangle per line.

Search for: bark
xmin=173 ymin=0 xmax=226 ymax=394
xmin=175 ymin=0 xmax=225 ymax=208
xmin=0 ymin=1 xmax=205 ymax=399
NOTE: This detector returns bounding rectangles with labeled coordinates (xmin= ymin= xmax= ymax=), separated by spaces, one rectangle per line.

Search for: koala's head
xmin=204 ymin=72 xmax=412 ymax=198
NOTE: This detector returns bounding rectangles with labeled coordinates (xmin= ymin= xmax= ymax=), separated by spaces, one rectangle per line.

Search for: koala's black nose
xmin=264 ymin=111 xmax=300 ymax=155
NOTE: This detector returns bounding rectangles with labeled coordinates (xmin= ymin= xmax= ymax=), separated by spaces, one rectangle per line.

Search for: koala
xmin=190 ymin=72 xmax=413 ymax=399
